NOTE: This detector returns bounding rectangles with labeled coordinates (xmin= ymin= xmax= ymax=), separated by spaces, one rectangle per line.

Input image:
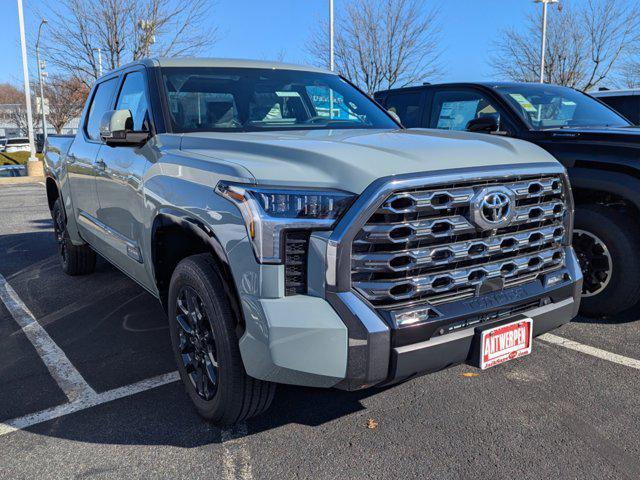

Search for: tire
xmin=167 ymin=253 xmax=275 ymax=425
xmin=573 ymin=204 xmax=640 ymax=317
xmin=52 ymin=198 xmax=96 ymax=276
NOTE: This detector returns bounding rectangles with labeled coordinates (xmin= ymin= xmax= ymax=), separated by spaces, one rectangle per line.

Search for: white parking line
xmin=221 ymin=423 xmax=253 ymax=480
xmin=0 ymin=371 xmax=179 ymax=436
xmin=540 ymin=333 xmax=640 ymax=370
xmin=0 ymin=273 xmax=96 ymax=402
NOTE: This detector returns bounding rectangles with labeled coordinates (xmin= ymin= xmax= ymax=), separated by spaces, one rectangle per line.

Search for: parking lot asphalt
xmin=1 ymin=182 xmax=639 ymax=480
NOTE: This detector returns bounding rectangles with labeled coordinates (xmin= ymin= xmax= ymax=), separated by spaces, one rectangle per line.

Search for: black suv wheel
xmin=573 ymin=204 xmax=640 ymax=317
xmin=167 ymin=253 xmax=275 ymax=425
xmin=52 ymin=198 xmax=96 ymax=276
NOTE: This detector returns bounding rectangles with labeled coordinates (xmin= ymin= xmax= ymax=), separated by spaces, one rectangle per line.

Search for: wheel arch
xmin=150 ymin=208 xmax=244 ymax=329
xmin=569 ymin=167 xmax=640 ymax=218
xmin=45 ymin=175 xmax=60 ymax=212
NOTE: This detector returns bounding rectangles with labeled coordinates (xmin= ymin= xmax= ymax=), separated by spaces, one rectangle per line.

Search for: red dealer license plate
xmin=480 ymin=318 xmax=533 ymax=370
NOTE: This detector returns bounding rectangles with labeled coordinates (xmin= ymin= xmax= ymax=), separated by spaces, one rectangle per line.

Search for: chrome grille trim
xmin=379 ymin=177 xmax=563 ymax=215
xmin=352 ymin=224 xmax=565 ymax=273
xmin=344 ymin=169 xmax=571 ymax=308
xmin=354 ymin=247 xmax=565 ymax=302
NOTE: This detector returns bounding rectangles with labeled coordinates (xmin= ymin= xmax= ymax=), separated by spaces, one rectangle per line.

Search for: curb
xmin=0 ymin=176 xmax=45 ymax=186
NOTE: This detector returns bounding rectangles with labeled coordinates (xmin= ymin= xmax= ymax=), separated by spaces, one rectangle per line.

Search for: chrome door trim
xmin=77 ymin=210 xmax=143 ymax=263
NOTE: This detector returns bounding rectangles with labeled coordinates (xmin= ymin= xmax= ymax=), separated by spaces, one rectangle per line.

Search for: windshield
xmin=494 ymin=84 xmax=631 ymax=130
xmin=161 ymin=67 xmax=398 ymax=132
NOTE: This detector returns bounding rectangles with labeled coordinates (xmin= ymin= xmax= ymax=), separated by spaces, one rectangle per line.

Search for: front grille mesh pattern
xmin=284 ymin=231 xmax=310 ymax=295
xmin=352 ymin=175 xmax=567 ymax=309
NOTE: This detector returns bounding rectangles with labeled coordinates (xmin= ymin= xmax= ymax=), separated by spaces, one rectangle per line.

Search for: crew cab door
xmin=94 ymin=68 xmax=154 ymax=289
xmin=66 ymin=75 xmax=118 ymax=230
xmin=425 ymin=87 xmax=516 ymax=135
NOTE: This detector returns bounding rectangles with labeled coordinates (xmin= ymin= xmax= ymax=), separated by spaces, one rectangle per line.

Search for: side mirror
xmin=466 ymin=116 xmax=499 ymax=134
xmin=99 ymin=109 xmax=149 ymax=147
xmin=387 ymin=109 xmax=402 ymax=124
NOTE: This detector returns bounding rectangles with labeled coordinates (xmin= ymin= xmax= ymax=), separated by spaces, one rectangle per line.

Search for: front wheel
xmin=167 ymin=254 xmax=275 ymax=425
xmin=573 ymin=204 xmax=640 ymax=317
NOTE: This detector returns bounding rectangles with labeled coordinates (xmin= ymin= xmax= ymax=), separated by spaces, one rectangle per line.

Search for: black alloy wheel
xmin=167 ymin=254 xmax=275 ymax=424
xmin=175 ymin=286 xmax=219 ymax=401
xmin=573 ymin=204 xmax=640 ymax=317
xmin=52 ymin=202 xmax=69 ymax=268
xmin=573 ymin=229 xmax=612 ymax=298
xmin=51 ymin=198 xmax=96 ymax=275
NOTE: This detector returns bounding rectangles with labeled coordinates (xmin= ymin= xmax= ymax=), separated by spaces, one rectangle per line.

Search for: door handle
xmin=95 ymin=159 xmax=106 ymax=170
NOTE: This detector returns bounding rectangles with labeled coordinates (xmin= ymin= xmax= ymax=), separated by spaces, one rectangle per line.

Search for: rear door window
xmin=384 ymin=92 xmax=423 ymax=127
xmin=85 ymin=78 xmax=118 ymax=140
xmin=599 ymin=95 xmax=640 ymax=125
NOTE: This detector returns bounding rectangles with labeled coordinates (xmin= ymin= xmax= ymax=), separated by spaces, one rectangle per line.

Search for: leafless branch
xmin=490 ymin=0 xmax=640 ymax=91
xmin=307 ymin=0 xmax=443 ymax=95
xmin=40 ymin=0 xmax=218 ymax=86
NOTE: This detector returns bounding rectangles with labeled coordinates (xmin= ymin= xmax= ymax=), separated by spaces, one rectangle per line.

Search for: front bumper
xmin=236 ymin=244 xmax=581 ymax=390
xmin=328 ymin=245 xmax=582 ymax=390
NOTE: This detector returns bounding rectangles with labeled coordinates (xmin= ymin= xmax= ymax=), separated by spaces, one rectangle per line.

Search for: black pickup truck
xmin=375 ymin=82 xmax=640 ymax=317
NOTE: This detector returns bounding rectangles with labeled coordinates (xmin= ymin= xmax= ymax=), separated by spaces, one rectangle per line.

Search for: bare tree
xmin=45 ymin=76 xmax=90 ymax=134
xmin=40 ymin=0 xmax=218 ymax=85
xmin=8 ymin=95 xmax=41 ymax=136
xmin=0 ymin=83 xmax=24 ymax=104
xmin=307 ymin=0 xmax=442 ymax=95
xmin=491 ymin=0 xmax=640 ymax=91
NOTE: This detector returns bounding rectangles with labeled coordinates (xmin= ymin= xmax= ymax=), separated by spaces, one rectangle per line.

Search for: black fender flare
xmin=568 ymin=167 xmax=640 ymax=213
xmin=150 ymin=208 xmax=243 ymax=325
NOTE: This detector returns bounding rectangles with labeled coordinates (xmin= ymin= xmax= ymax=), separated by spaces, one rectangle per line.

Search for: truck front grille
xmin=351 ymin=175 xmax=568 ymax=309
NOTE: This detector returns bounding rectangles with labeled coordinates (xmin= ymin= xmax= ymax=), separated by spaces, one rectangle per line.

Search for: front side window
xmin=115 ymin=71 xmax=150 ymax=131
xmin=161 ymin=67 xmax=398 ymax=132
xmin=495 ymin=84 xmax=631 ymax=130
xmin=430 ymin=90 xmax=500 ymax=131
xmin=385 ymin=92 xmax=422 ymax=127
xmin=85 ymin=78 xmax=118 ymax=140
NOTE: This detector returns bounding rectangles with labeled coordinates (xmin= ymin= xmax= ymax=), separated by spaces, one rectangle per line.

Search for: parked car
xmin=0 ymin=165 xmax=26 ymax=177
xmin=375 ymin=82 xmax=640 ymax=317
xmin=591 ymin=89 xmax=640 ymax=125
xmin=3 ymin=137 xmax=30 ymax=153
xmin=44 ymin=59 xmax=581 ymax=425
xmin=36 ymin=133 xmax=45 ymax=154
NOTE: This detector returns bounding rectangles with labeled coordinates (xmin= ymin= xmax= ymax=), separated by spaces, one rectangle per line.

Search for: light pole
xmin=329 ymin=0 xmax=334 ymax=72
xmin=328 ymin=0 xmax=334 ymax=118
xmin=535 ymin=0 xmax=559 ymax=83
xmin=93 ymin=47 xmax=103 ymax=77
xmin=16 ymin=0 xmax=40 ymax=175
xmin=35 ymin=19 xmax=48 ymax=144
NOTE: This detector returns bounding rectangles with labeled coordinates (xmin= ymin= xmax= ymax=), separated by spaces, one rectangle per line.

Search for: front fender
xmin=569 ymin=167 xmax=640 ymax=212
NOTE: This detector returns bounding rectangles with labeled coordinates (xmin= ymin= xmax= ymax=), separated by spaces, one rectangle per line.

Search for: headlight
xmin=216 ymin=181 xmax=355 ymax=263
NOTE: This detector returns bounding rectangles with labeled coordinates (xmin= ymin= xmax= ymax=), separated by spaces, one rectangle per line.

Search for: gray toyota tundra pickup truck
xmin=44 ymin=58 xmax=582 ymax=425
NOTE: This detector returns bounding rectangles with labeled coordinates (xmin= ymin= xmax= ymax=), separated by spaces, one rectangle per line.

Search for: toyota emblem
xmin=471 ymin=186 xmax=515 ymax=230
xmin=481 ymin=192 xmax=511 ymax=223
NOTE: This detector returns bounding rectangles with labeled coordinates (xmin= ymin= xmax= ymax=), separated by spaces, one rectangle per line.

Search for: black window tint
xmin=85 ymin=78 xmax=118 ymax=140
xmin=430 ymin=90 xmax=500 ymax=131
xmin=385 ymin=92 xmax=422 ymax=127
xmin=599 ymin=96 xmax=639 ymax=124
xmin=115 ymin=71 xmax=150 ymax=131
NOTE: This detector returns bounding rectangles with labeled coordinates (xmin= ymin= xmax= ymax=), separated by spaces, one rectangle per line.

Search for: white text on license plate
xmin=480 ymin=318 xmax=533 ymax=370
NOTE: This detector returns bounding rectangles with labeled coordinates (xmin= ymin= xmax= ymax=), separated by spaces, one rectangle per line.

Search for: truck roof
xmin=103 ymin=57 xmax=335 ymax=77
xmin=374 ymin=81 xmax=575 ymax=95
xmin=591 ymin=88 xmax=640 ymax=97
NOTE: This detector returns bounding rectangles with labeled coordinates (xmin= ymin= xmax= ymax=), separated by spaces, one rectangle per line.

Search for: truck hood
xmin=180 ymin=128 xmax=559 ymax=193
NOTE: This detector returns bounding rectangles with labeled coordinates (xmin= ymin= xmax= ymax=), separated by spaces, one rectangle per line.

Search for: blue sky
xmin=0 ymin=0 xmax=535 ymax=85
